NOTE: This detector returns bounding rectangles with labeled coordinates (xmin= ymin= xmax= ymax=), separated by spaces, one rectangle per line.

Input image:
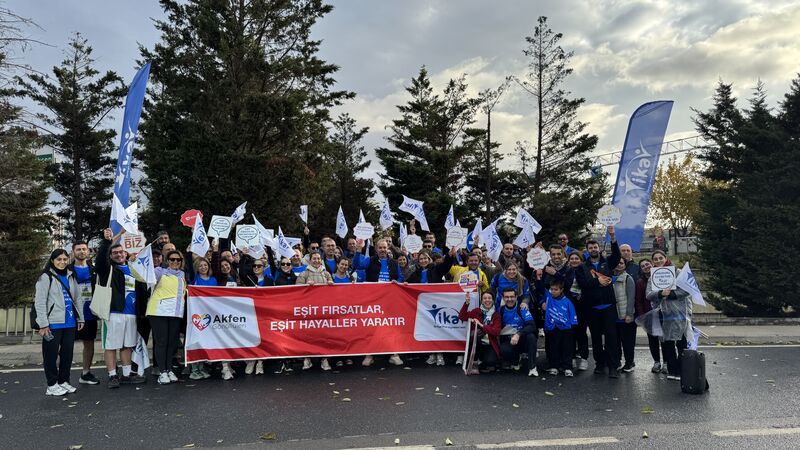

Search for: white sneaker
xmin=455 ymin=355 xmax=464 ymax=365
xmin=362 ymin=355 xmax=374 ymax=367
xmin=321 ymin=359 xmax=331 ymax=371
xmin=577 ymin=358 xmax=589 ymax=371
xmin=46 ymin=384 xmax=68 ymax=396
xmin=528 ymin=367 xmax=539 ymax=377
xmin=564 ymin=369 xmax=574 ymax=377
xmin=167 ymin=371 xmax=178 ymax=382
xmin=547 ymin=368 xmax=559 ymax=376
xmin=436 ymin=353 xmax=445 ymax=366
xmin=255 ymin=361 xmax=264 ymax=375
xmin=388 ymin=354 xmax=404 ymax=366
xmin=157 ymin=372 xmax=171 ymax=385
xmin=302 ymin=358 xmax=313 ymax=370
xmin=59 ymin=382 xmax=77 ymax=393
xmin=426 ymin=354 xmax=437 ymax=365
xmin=245 ymin=361 xmax=255 ymax=375
xmin=221 ymin=363 xmax=234 ymax=380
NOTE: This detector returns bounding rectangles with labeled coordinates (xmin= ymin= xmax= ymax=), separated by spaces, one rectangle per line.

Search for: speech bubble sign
xmin=446 ymin=227 xmax=468 ymax=250
xmin=458 ymin=271 xmax=479 ymax=293
xmin=121 ymin=232 xmax=147 ymax=254
xmin=236 ymin=225 xmax=260 ymax=248
xmin=597 ymin=204 xmax=622 ymax=226
xmin=353 ymin=222 xmax=375 ymax=240
xmin=650 ymin=266 xmax=676 ymax=290
xmin=404 ymin=235 xmax=423 ymax=254
xmin=526 ymin=247 xmax=550 ymax=270
xmin=208 ymin=215 xmax=233 ymax=239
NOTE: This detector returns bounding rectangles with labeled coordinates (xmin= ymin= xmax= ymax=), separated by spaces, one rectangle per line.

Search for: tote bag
xmin=90 ymin=269 xmax=113 ymax=320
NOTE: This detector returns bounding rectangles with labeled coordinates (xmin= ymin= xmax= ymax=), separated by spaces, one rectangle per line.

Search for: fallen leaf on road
xmin=512 ymin=403 xmax=519 ymax=408
xmin=0 ymin=389 xmax=6 ymax=394
xmin=275 ymin=388 xmax=283 ymax=391
xmin=415 ymin=387 xmax=425 ymax=390
xmin=451 ymin=385 xmax=457 ymax=388
xmin=642 ymin=431 xmax=649 ymax=439
xmin=50 ymin=424 xmax=64 ymax=428
xmin=378 ymin=397 xmax=390 ymax=400
xmin=641 ymin=406 xmax=654 ymax=414
xmin=185 ymin=384 xmax=196 ymax=387
xmin=67 ymin=405 xmax=77 ymax=408
xmin=345 ymin=389 xmax=350 ymax=392
xmin=182 ymin=444 xmax=195 ymax=448
xmin=329 ymin=382 xmax=336 ymax=386
xmin=395 ymin=402 xmax=405 ymax=406
xmin=403 ymin=367 xmax=412 ymax=370
xmin=261 ymin=432 xmax=277 ymax=441
xmin=434 ymin=393 xmax=444 ymax=396
xmin=765 ymin=380 xmax=775 ymax=383
xmin=68 ymin=446 xmax=83 ymax=450
xmin=752 ymin=374 xmax=758 ymax=377
xmin=342 ymin=398 xmax=351 ymax=402
xmin=87 ymin=414 xmax=92 ymax=417
xmin=445 ymin=437 xmax=454 ymax=446
xmin=545 ymin=391 xmax=554 ymax=396
xmin=605 ymin=409 xmax=613 ymax=412
xmin=435 ymin=387 xmax=440 ymax=392
xmin=95 ymin=401 xmax=100 ymax=405
xmin=333 ymin=390 xmax=340 ymax=394
xmin=216 ymin=440 xmax=223 ymax=443
xmin=394 ymin=438 xmax=401 ymax=445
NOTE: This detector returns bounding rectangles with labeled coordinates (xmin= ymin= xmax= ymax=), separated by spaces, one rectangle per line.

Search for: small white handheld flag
xmin=358 ymin=209 xmax=366 ymax=224
xmin=398 ymin=195 xmax=430 ymax=231
xmin=277 ymin=226 xmax=296 ymax=259
xmin=379 ymin=199 xmax=394 ymax=230
xmin=129 ymin=244 xmax=157 ymax=285
xmin=471 ymin=218 xmax=483 ymax=246
xmin=675 ymin=262 xmax=706 ymax=306
xmin=483 ymin=223 xmax=503 ymax=261
xmin=444 ymin=205 xmax=456 ymax=230
xmin=514 ymin=208 xmax=542 ymax=234
xmin=299 ymin=205 xmax=308 ymax=224
xmin=336 ymin=206 xmax=348 ymax=239
xmin=131 ymin=333 xmax=151 ymax=377
xmin=399 ymin=222 xmax=408 ymax=248
xmin=230 ymin=201 xmax=248 ymax=225
xmin=513 ymin=224 xmax=536 ymax=248
xmin=112 ymin=194 xmax=139 ymax=235
xmin=190 ymin=213 xmax=210 ymax=256
xmin=252 ymin=214 xmax=275 ymax=250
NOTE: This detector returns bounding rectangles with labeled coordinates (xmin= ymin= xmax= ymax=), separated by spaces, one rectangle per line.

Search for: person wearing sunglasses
xmin=145 ymin=249 xmax=191 ymax=385
xmin=273 ymin=257 xmax=299 ymax=286
xmin=297 ymin=252 xmax=334 ymax=371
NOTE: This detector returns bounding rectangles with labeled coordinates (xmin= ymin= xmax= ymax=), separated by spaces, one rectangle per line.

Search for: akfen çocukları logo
xmin=192 ymin=313 xmax=247 ymax=331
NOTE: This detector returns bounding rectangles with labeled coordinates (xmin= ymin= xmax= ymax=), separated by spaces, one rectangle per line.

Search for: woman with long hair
xmin=34 ymin=249 xmax=84 ymax=396
xmin=634 ymin=258 xmax=663 ymax=373
xmin=489 ymin=262 xmax=531 ymax=310
xmin=146 ymin=250 xmax=189 ymax=385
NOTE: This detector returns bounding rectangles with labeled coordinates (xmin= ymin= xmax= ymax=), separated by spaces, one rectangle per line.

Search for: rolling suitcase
xmin=680 ymin=349 xmax=709 ymax=394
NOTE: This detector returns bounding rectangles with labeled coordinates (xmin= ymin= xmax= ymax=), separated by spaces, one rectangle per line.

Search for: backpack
xmin=30 ymin=272 xmax=77 ymax=330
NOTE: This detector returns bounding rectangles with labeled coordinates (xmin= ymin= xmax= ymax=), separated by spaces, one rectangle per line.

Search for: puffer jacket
xmin=645 ymin=267 xmax=692 ymax=342
xmin=33 ymin=269 xmax=82 ymax=329
xmin=296 ymin=264 xmax=333 ymax=285
xmin=612 ymin=272 xmax=635 ymax=320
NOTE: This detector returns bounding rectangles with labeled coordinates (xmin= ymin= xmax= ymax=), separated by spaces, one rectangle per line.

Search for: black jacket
xmin=533 ymin=262 xmax=574 ymax=304
xmin=364 ymin=255 xmax=400 ymax=282
xmin=95 ymin=238 xmax=150 ymax=315
xmin=405 ymin=253 xmax=454 ymax=284
xmin=273 ymin=269 xmax=297 ymax=286
xmin=574 ymin=241 xmax=622 ymax=309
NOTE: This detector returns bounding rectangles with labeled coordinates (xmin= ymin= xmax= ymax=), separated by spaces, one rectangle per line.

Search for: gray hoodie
xmin=33 ymin=269 xmax=82 ymax=329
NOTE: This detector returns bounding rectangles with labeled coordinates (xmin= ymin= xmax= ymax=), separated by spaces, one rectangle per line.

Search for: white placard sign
xmin=121 ymin=232 xmax=147 ymax=254
xmin=353 ymin=222 xmax=375 ymax=240
xmin=597 ymin=204 xmax=622 ymax=226
xmin=208 ymin=215 xmax=233 ymax=239
xmin=650 ymin=266 xmax=677 ymax=290
xmin=446 ymin=227 xmax=468 ymax=250
xmin=236 ymin=225 xmax=260 ymax=248
xmin=526 ymin=247 xmax=550 ymax=270
xmin=458 ymin=271 xmax=479 ymax=293
xmin=404 ymin=235 xmax=423 ymax=253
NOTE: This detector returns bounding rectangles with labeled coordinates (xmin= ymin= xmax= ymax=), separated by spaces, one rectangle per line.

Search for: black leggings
xmin=150 ymin=316 xmax=181 ymax=372
xmin=647 ymin=333 xmax=662 ymax=363
xmin=588 ymin=306 xmax=620 ymax=369
xmin=42 ymin=327 xmax=75 ymax=386
xmin=499 ymin=333 xmax=538 ymax=372
xmin=546 ymin=328 xmax=574 ymax=370
xmin=616 ymin=322 xmax=637 ymax=366
xmin=573 ymin=303 xmax=590 ymax=360
xmin=661 ymin=337 xmax=688 ymax=376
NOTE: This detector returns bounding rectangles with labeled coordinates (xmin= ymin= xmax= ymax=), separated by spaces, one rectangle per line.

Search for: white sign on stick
xmin=208 ymin=215 xmax=233 ymax=239
xmin=236 ymin=225 xmax=260 ymax=249
xmin=526 ymin=247 xmax=550 ymax=270
xmin=650 ymin=266 xmax=677 ymax=290
xmin=597 ymin=204 xmax=622 ymax=226
xmin=121 ymin=232 xmax=147 ymax=254
xmin=353 ymin=222 xmax=375 ymax=240
xmin=446 ymin=227 xmax=468 ymax=250
xmin=404 ymin=235 xmax=423 ymax=253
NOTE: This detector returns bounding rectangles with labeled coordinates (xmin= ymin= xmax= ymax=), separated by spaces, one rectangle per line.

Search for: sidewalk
xmin=1 ymin=325 xmax=798 ymax=368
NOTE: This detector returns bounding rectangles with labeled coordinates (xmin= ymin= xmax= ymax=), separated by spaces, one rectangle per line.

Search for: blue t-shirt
xmin=333 ymin=274 xmax=352 ymax=284
xmin=73 ymin=265 xmax=94 ymax=321
xmin=544 ymin=295 xmax=578 ymax=331
xmin=325 ymin=258 xmax=337 ymax=273
xmin=420 ymin=269 xmax=428 ymax=284
xmin=378 ymin=258 xmax=390 ymax=282
xmin=292 ymin=264 xmax=307 ymax=274
xmin=194 ymin=275 xmax=218 ymax=286
xmin=117 ymin=265 xmax=137 ymax=315
xmin=50 ymin=275 xmax=77 ymax=330
xmin=491 ymin=274 xmax=531 ymax=309
xmin=500 ymin=304 xmax=534 ymax=333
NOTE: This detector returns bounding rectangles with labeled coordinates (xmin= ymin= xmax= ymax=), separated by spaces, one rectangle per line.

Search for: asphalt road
xmin=1 ymin=346 xmax=799 ymax=449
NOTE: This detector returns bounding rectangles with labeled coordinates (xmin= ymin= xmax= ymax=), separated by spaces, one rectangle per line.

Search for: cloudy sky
xmin=8 ymin=0 xmax=800 ymax=183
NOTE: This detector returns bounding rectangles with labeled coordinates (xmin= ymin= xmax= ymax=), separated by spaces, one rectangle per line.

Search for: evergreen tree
xmin=139 ymin=0 xmax=352 ymax=242
xmin=17 ymin=33 xmax=125 ymax=242
xmin=376 ymin=67 xmax=481 ymax=233
xmin=320 ymin=113 xmax=377 ymax=231
xmin=0 ymin=8 xmax=51 ymax=308
xmin=514 ymin=16 xmax=608 ymax=243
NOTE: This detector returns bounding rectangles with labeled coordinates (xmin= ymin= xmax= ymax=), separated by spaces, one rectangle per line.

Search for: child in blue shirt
xmin=544 ymin=279 xmax=578 ymax=376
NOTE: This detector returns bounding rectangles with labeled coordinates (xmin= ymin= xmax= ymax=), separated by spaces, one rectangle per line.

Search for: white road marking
xmin=475 ymin=436 xmax=620 ymax=448
xmin=349 ymin=447 xmax=434 ymax=450
xmin=1 ymin=365 xmax=106 ymax=374
xmin=712 ymin=427 xmax=800 ymax=437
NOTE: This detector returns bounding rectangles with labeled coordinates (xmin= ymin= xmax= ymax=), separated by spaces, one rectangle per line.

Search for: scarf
xmin=479 ymin=303 xmax=495 ymax=325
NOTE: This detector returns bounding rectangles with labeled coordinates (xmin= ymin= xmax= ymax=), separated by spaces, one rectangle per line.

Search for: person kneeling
xmin=544 ymin=279 xmax=578 ymax=377
xmin=459 ymin=292 xmax=502 ymax=373
xmin=497 ymin=288 xmax=538 ymax=377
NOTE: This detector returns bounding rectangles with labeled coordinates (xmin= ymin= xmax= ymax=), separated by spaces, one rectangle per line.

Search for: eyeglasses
xmin=310 ymin=247 xmax=319 ymax=250
xmin=423 ymin=245 xmax=432 ymax=249
xmin=253 ymin=264 xmax=264 ymax=268
xmin=169 ymin=258 xmax=183 ymax=262
xmin=280 ymin=263 xmax=291 ymax=266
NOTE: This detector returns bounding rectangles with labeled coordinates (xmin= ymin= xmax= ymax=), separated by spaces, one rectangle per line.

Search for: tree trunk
xmin=485 ymin=110 xmax=492 ymax=220
xmin=534 ymin=37 xmax=544 ymax=196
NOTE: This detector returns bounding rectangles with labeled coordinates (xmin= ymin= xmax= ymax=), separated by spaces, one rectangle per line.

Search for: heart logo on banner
xmin=192 ymin=313 xmax=211 ymax=331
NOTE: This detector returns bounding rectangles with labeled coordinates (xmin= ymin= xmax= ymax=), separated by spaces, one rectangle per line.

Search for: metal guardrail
xmin=2 ymin=306 xmax=34 ymax=336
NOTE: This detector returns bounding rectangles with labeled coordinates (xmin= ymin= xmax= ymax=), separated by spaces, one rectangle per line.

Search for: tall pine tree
xmin=514 ymin=16 xmax=607 ymax=243
xmin=139 ymin=0 xmax=352 ymax=242
xmin=377 ymin=67 xmax=481 ymax=233
xmin=17 ymin=33 xmax=125 ymax=242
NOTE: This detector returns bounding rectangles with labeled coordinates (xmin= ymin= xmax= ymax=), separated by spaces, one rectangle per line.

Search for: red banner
xmin=185 ymin=283 xmax=468 ymax=363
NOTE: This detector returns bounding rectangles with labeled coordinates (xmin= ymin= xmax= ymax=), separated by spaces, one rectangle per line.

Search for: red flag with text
xmin=185 ymin=283 xmax=467 ymax=362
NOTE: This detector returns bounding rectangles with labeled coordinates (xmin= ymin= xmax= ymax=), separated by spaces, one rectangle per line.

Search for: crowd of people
xmin=32 ymin=219 xmax=693 ymax=396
